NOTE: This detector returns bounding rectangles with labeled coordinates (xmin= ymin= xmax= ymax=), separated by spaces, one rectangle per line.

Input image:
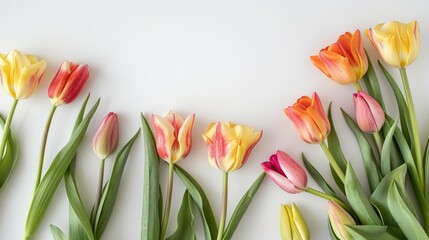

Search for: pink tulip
xmin=93 ymin=112 xmax=119 ymax=159
xmin=261 ymin=150 xmax=307 ymax=193
xmin=353 ymin=91 xmax=385 ymax=133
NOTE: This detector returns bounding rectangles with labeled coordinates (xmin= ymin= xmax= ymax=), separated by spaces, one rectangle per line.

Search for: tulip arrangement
xmin=263 ymin=20 xmax=429 ymax=239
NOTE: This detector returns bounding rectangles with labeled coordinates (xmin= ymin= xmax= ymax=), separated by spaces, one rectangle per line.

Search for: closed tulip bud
xmin=202 ymin=121 xmax=262 ymax=173
xmin=151 ymin=111 xmax=195 ymax=163
xmin=48 ymin=61 xmax=89 ymax=106
xmin=0 ymin=49 xmax=47 ymax=99
xmin=93 ymin=112 xmax=119 ymax=159
xmin=311 ymin=30 xmax=368 ymax=84
xmin=280 ymin=203 xmax=310 ymax=240
xmin=353 ymin=91 xmax=385 ymax=133
xmin=366 ymin=21 xmax=420 ymax=68
xmin=328 ymin=201 xmax=356 ymax=240
xmin=262 ymin=151 xmax=307 ymax=193
xmin=284 ymin=92 xmax=330 ymax=144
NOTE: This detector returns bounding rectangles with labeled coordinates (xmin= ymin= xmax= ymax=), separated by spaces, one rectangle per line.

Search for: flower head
xmin=366 ymin=20 xmax=420 ymax=68
xmin=151 ymin=111 xmax=195 ymax=163
xmin=262 ymin=151 xmax=307 ymax=193
xmin=280 ymin=203 xmax=310 ymax=240
xmin=353 ymin=91 xmax=385 ymax=133
xmin=48 ymin=61 xmax=89 ymax=106
xmin=328 ymin=201 xmax=356 ymax=240
xmin=0 ymin=49 xmax=47 ymax=99
xmin=284 ymin=92 xmax=330 ymax=144
xmin=202 ymin=121 xmax=262 ymax=173
xmin=311 ymin=30 xmax=368 ymax=84
xmin=93 ymin=112 xmax=119 ymax=159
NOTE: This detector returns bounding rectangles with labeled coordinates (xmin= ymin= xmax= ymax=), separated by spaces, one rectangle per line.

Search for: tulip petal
xmin=151 ymin=114 xmax=175 ymax=161
xmin=175 ymin=114 xmax=195 ymax=162
xmin=59 ymin=64 xmax=89 ymax=104
xmin=319 ymin=51 xmax=356 ymax=84
xmin=277 ymin=151 xmax=307 ymax=190
xmin=262 ymin=162 xmax=301 ymax=193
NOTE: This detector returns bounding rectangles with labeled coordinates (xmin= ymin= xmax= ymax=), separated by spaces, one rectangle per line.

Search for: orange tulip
xmin=311 ymin=30 xmax=368 ymax=84
xmin=284 ymin=92 xmax=330 ymax=144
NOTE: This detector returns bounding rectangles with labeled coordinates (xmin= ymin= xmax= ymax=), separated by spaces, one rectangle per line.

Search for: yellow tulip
xmin=366 ymin=21 xmax=420 ymax=68
xmin=280 ymin=203 xmax=310 ymax=240
xmin=0 ymin=49 xmax=47 ymax=99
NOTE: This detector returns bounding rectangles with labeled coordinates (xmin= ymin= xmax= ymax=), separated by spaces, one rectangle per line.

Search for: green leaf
xmin=381 ymin=119 xmax=404 ymax=173
xmin=94 ymin=129 xmax=141 ymax=239
xmin=346 ymin=225 xmax=405 ymax=240
xmin=327 ymin=104 xmax=347 ymax=193
xmin=24 ymin=98 xmax=100 ymax=239
xmin=378 ymin=61 xmax=411 ymax=145
xmin=370 ymin=164 xmax=416 ymax=226
xmin=0 ymin=114 xmax=19 ymax=190
xmin=425 ymin=140 xmax=429 ymax=200
xmin=166 ymin=191 xmax=196 ymax=240
xmin=174 ymin=165 xmax=218 ymax=240
xmin=222 ymin=172 xmax=266 ymax=240
xmin=344 ymin=162 xmax=382 ymax=225
xmin=342 ymin=109 xmax=381 ymax=192
xmin=141 ymin=114 xmax=161 ymax=240
xmin=302 ymin=153 xmax=338 ymax=198
xmin=362 ymin=53 xmax=385 ymax=109
xmin=380 ymin=119 xmax=399 ymax=176
xmin=388 ymin=183 xmax=429 ymax=240
xmin=50 ymin=224 xmax=67 ymax=240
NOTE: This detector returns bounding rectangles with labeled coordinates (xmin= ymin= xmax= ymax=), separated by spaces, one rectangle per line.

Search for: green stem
xmin=33 ymin=105 xmax=57 ymax=193
xmin=400 ymin=67 xmax=424 ymax=185
xmin=93 ymin=158 xmax=106 ymax=228
xmin=373 ymin=131 xmax=383 ymax=156
xmin=160 ymin=162 xmax=175 ymax=240
xmin=320 ymin=141 xmax=345 ymax=183
xmin=305 ymin=187 xmax=351 ymax=212
xmin=354 ymin=82 xmax=363 ymax=92
xmin=217 ymin=172 xmax=228 ymax=240
xmin=0 ymin=99 xmax=18 ymax=159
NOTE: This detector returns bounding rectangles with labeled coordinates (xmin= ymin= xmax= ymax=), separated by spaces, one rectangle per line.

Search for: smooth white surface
xmin=1 ymin=1 xmax=429 ymax=239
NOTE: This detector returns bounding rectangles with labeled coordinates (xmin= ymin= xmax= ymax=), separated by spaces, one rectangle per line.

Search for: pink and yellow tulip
xmin=262 ymin=151 xmax=307 ymax=193
xmin=0 ymin=49 xmax=47 ymax=99
xmin=151 ymin=111 xmax=195 ymax=163
xmin=311 ymin=30 xmax=368 ymax=84
xmin=366 ymin=21 xmax=420 ymax=68
xmin=48 ymin=61 xmax=89 ymax=106
xmin=202 ymin=121 xmax=262 ymax=173
xmin=284 ymin=92 xmax=330 ymax=144
xmin=93 ymin=112 xmax=119 ymax=160
xmin=328 ymin=201 xmax=356 ymax=240
xmin=353 ymin=91 xmax=385 ymax=133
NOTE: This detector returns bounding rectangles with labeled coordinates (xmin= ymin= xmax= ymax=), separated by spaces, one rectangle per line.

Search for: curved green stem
xmin=320 ymin=141 xmax=345 ymax=183
xmin=400 ymin=67 xmax=424 ymax=185
xmin=373 ymin=131 xmax=383 ymax=156
xmin=33 ymin=105 xmax=57 ymax=192
xmin=93 ymin=158 xmax=106 ymax=226
xmin=354 ymin=82 xmax=363 ymax=92
xmin=160 ymin=162 xmax=175 ymax=240
xmin=0 ymin=99 xmax=18 ymax=159
xmin=305 ymin=187 xmax=351 ymax=212
xmin=217 ymin=172 xmax=228 ymax=240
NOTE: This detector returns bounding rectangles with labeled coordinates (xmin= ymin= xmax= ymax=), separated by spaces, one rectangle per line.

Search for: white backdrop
xmin=1 ymin=0 xmax=429 ymax=239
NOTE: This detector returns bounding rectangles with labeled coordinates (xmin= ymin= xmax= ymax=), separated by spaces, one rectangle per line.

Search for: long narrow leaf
xmin=24 ymin=98 xmax=100 ymax=238
xmin=141 ymin=114 xmax=161 ymax=240
xmin=94 ymin=130 xmax=140 ymax=239
xmin=302 ymin=153 xmax=339 ymax=198
xmin=166 ymin=191 xmax=196 ymax=240
xmin=380 ymin=119 xmax=399 ymax=176
xmin=174 ymin=165 xmax=218 ymax=240
xmin=222 ymin=172 xmax=266 ymax=240
xmin=0 ymin=114 xmax=19 ymax=190
xmin=362 ymin=53 xmax=385 ymax=109
xmin=425 ymin=140 xmax=429 ymax=200
xmin=346 ymin=225 xmax=405 ymax=240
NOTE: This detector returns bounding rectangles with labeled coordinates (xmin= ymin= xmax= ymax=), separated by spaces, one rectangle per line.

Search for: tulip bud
xmin=280 ymin=203 xmax=310 ymax=240
xmin=262 ymin=151 xmax=307 ymax=193
xmin=93 ymin=112 xmax=119 ymax=159
xmin=48 ymin=61 xmax=89 ymax=106
xmin=284 ymin=92 xmax=330 ymax=144
xmin=311 ymin=30 xmax=368 ymax=84
xmin=328 ymin=201 xmax=356 ymax=240
xmin=366 ymin=21 xmax=420 ymax=68
xmin=353 ymin=91 xmax=385 ymax=133
xmin=151 ymin=111 xmax=195 ymax=163
xmin=202 ymin=121 xmax=262 ymax=173
xmin=0 ymin=49 xmax=47 ymax=99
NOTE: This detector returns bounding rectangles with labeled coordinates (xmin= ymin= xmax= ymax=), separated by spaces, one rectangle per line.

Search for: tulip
xmin=0 ymin=49 xmax=47 ymax=99
xmin=366 ymin=21 xmax=420 ymax=68
xmin=284 ymin=92 xmax=330 ymax=144
xmin=262 ymin=151 xmax=307 ymax=193
xmin=151 ymin=111 xmax=195 ymax=163
xmin=328 ymin=201 xmax=356 ymax=240
xmin=280 ymin=203 xmax=310 ymax=240
xmin=311 ymin=30 xmax=368 ymax=84
xmin=202 ymin=121 xmax=262 ymax=173
xmin=353 ymin=91 xmax=385 ymax=133
xmin=93 ymin=112 xmax=119 ymax=160
xmin=48 ymin=61 xmax=89 ymax=106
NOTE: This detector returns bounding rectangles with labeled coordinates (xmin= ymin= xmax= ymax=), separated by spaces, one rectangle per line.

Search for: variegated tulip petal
xmin=151 ymin=114 xmax=175 ymax=161
xmin=174 ymin=114 xmax=195 ymax=162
